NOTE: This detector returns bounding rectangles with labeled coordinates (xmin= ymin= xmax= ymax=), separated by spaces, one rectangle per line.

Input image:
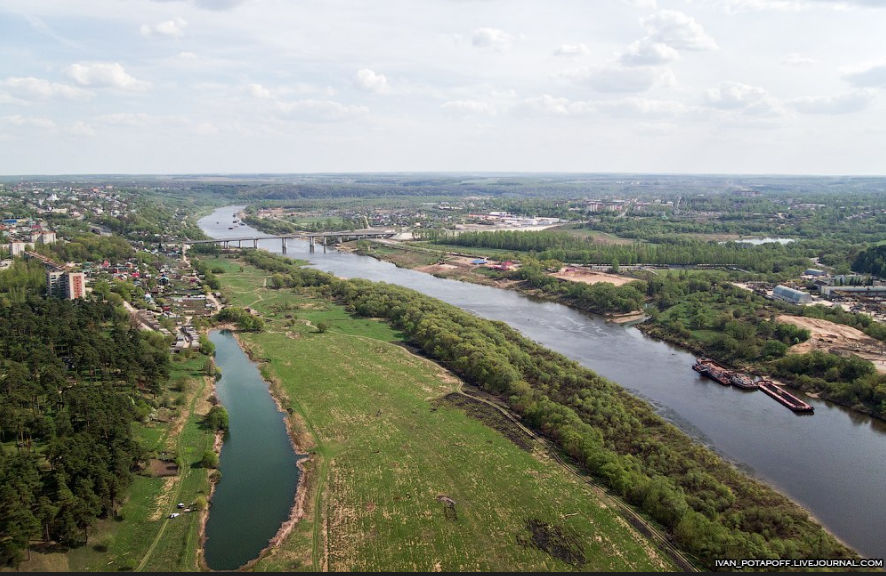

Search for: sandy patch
xmin=551 ymin=267 xmax=635 ymax=287
xmin=778 ymin=315 xmax=886 ymax=373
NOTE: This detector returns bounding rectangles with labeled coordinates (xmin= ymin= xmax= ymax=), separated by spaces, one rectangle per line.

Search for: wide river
xmin=200 ymin=206 xmax=886 ymax=560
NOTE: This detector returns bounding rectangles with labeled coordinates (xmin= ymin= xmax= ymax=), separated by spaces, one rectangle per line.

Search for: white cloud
xmin=719 ymin=0 xmax=884 ymax=11
xmin=623 ymin=0 xmax=658 ymax=7
xmin=560 ymin=65 xmax=676 ymax=93
xmin=789 ymin=90 xmax=877 ymax=114
xmin=1 ymin=115 xmax=57 ymax=130
xmin=516 ymin=95 xmax=688 ymax=118
xmin=704 ymin=82 xmax=786 ymax=116
xmin=621 ymin=40 xmax=680 ymax=66
xmin=67 ymin=121 xmax=96 ymax=137
xmin=596 ymin=97 xmax=689 ymax=117
xmin=248 ymin=83 xmax=273 ymax=99
xmin=354 ymin=69 xmax=389 ymax=94
xmin=518 ymin=95 xmax=577 ymax=116
xmin=782 ymin=53 xmax=817 ymax=67
xmin=0 ymin=76 xmax=92 ymax=100
xmin=140 ymin=17 xmax=187 ymax=38
xmin=705 ymin=82 xmax=769 ymax=109
xmin=150 ymin=0 xmax=247 ymax=11
xmin=64 ymin=63 xmax=151 ymax=91
xmin=843 ymin=61 xmax=886 ymax=88
xmin=275 ymin=99 xmax=369 ymax=122
xmin=642 ymin=10 xmax=719 ymax=51
xmin=554 ymin=43 xmax=590 ymax=58
xmin=95 ymin=113 xmax=156 ymax=127
xmin=472 ymin=28 xmax=512 ymax=51
xmin=441 ymin=100 xmax=497 ymax=116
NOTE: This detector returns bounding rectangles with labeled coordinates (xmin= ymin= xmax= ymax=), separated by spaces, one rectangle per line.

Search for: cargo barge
xmin=692 ymin=358 xmax=735 ymax=386
xmin=694 ymin=359 xmax=760 ymax=390
xmin=758 ymin=380 xmax=815 ymax=413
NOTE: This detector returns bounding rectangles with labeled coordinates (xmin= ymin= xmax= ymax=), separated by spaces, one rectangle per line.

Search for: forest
xmin=236 ymin=250 xmax=855 ymax=569
xmin=852 ymin=244 xmax=886 ymax=276
xmin=0 ymin=298 xmax=170 ymax=566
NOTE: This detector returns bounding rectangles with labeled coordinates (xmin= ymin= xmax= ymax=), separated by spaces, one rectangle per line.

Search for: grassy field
xmin=205 ymin=255 xmax=676 ymax=572
xmin=11 ymin=357 xmax=216 ymax=573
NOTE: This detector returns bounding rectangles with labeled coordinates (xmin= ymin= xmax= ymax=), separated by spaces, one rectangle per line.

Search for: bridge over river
xmin=183 ymin=229 xmax=397 ymax=253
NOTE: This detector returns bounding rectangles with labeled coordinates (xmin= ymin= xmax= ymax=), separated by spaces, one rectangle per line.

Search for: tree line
xmin=432 ymin=230 xmax=811 ymax=274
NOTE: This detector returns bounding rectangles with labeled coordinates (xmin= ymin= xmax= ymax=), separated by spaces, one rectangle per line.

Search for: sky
xmin=0 ymin=0 xmax=885 ymax=175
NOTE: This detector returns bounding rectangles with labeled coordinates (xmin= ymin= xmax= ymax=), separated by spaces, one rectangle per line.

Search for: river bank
xmin=199 ymin=205 xmax=886 ymax=562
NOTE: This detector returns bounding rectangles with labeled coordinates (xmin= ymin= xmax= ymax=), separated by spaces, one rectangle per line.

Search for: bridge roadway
xmin=182 ymin=229 xmax=397 ymax=253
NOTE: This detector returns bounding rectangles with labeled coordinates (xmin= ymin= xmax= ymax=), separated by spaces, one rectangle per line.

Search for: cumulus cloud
xmin=275 ymin=99 xmax=369 ymax=122
xmin=354 ymin=69 xmax=389 ymax=94
xmin=1 ymin=115 xmax=57 ymax=130
xmin=140 ymin=17 xmax=187 ymax=38
xmin=441 ymin=100 xmax=497 ymax=115
xmin=623 ymin=0 xmax=658 ymax=7
xmin=247 ymin=83 xmax=273 ymax=99
xmin=472 ymin=28 xmax=512 ymax=51
xmin=782 ymin=53 xmax=817 ymax=67
xmin=95 ymin=113 xmax=157 ymax=127
xmin=0 ymin=76 xmax=92 ymax=100
xmin=705 ymin=82 xmax=786 ymax=116
xmin=67 ymin=121 xmax=96 ymax=137
xmin=620 ymin=39 xmax=680 ymax=66
xmin=517 ymin=95 xmax=577 ymax=116
xmin=843 ymin=62 xmax=886 ymax=88
xmin=789 ymin=90 xmax=877 ymax=114
xmin=721 ymin=0 xmax=884 ymax=10
xmin=642 ymin=10 xmax=719 ymax=51
xmin=64 ymin=63 xmax=151 ymax=91
xmin=560 ymin=65 xmax=676 ymax=93
xmin=554 ymin=43 xmax=590 ymax=58
xmin=150 ymin=0 xmax=247 ymax=11
xmin=516 ymin=95 xmax=688 ymax=118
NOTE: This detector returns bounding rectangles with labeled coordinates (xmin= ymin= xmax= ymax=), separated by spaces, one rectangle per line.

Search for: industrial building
xmin=804 ymin=268 xmax=826 ymax=277
xmin=773 ymin=285 xmax=812 ymax=304
xmin=819 ymin=285 xmax=886 ymax=299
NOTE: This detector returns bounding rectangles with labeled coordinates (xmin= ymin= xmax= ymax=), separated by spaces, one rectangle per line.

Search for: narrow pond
xmin=203 ymin=330 xmax=301 ymax=571
xmin=200 ymin=206 xmax=886 ymax=561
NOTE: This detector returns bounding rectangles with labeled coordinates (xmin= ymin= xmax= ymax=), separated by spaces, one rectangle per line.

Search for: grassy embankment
xmin=203 ymin=255 xmax=677 ymax=572
xmin=11 ymin=357 xmax=216 ymax=573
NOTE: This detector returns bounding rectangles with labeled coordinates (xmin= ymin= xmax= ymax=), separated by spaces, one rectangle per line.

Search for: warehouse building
xmin=773 ymin=285 xmax=812 ymax=304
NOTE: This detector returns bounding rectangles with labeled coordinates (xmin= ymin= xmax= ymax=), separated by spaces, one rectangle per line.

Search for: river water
xmin=199 ymin=206 xmax=886 ymax=560
xmin=203 ymin=330 xmax=301 ymax=570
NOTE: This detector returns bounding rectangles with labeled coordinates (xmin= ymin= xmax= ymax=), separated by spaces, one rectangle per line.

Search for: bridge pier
xmin=253 ymin=239 xmax=258 ymax=249
xmin=281 ymin=237 xmax=287 ymax=254
xmin=309 ymin=237 xmax=315 ymax=253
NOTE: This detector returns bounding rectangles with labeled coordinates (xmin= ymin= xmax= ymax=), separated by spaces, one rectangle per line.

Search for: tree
xmin=205 ymin=406 xmax=229 ymax=431
xmin=200 ymin=451 xmax=219 ymax=469
xmin=316 ymin=321 xmax=330 ymax=333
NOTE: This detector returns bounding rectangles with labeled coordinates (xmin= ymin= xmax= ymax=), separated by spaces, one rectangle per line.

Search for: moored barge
xmin=692 ymin=358 xmax=734 ymax=386
xmin=729 ymin=373 xmax=760 ymax=390
xmin=758 ymin=380 xmax=814 ymax=413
